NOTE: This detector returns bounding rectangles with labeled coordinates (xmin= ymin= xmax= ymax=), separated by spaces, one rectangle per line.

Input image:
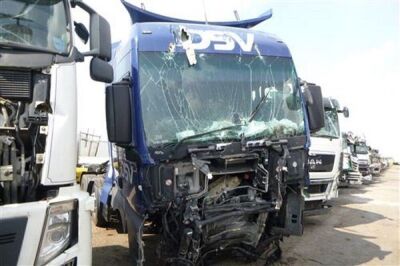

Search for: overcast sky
xmin=73 ymin=0 xmax=400 ymax=160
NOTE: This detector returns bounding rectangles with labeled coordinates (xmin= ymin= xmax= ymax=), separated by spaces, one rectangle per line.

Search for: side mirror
xmin=74 ymin=21 xmax=89 ymax=44
xmin=106 ymin=81 xmax=133 ymax=145
xmin=71 ymin=0 xmax=112 ymax=61
xmin=304 ymin=84 xmax=325 ymax=133
xmin=342 ymin=106 xmax=349 ymax=118
xmin=89 ymin=13 xmax=112 ymax=61
xmin=90 ymin=57 xmax=113 ymax=83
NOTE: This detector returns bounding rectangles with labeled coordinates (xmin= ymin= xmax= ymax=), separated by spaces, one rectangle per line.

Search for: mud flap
xmin=284 ymin=192 xmax=304 ymax=236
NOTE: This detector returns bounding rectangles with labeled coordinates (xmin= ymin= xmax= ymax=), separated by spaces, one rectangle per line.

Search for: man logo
xmin=309 ymin=158 xmax=323 ymax=170
xmin=188 ymin=29 xmax=255 ymax=52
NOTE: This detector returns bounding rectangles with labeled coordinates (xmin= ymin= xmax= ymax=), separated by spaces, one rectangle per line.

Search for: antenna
xmin=233 ymin=10 xmax=240 ymax=21
xmin=202 ymin=0 xmax=208 ymax=24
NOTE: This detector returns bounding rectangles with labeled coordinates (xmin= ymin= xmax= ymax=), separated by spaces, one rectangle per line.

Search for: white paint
xmin=41 ymin=63 xmax=77 ymax=185
xmin=0 ymin=186 xmax=93 ymax=265
xmin=189 ymin=29 xmax=255 ymax=52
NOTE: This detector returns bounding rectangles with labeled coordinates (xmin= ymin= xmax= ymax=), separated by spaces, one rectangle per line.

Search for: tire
xmin=92 ymin=178 xmax=107 ymax=227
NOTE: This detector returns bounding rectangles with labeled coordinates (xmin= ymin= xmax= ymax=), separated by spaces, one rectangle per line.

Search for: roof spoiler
xmin=121 ymin=0 xmax=272 ymax=28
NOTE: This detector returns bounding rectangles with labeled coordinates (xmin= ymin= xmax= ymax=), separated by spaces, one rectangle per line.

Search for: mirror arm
xmin=70 ymin=0 xmax=96 ymax=14
xmin=82 ymin=49 xmax=100 ymax=57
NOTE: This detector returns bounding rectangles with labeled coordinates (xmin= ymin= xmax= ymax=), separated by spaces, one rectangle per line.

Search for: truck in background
xmin=0 ymin=0 xmax=112 ymax=265
xmin=86 ymin=2 xmax=325 ymax=265
xmin=303 ymin=94 xmax=349 ymax=215
xmin=350 ymin=135 xmax=373 ymax=183
xmin=369 ymin=148 xmax=382 ymax=176
xmin=339 ymin=132 xmax=362 ymax=186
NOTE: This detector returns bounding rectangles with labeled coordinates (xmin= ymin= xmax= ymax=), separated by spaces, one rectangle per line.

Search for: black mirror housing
xmin=342 ymin=106 xmax=350 ymax=118
xmin=90 ymin=13 xmax=112 ymax=61
xmin=106 ymin=81 xmax=133 ymax=145
xmin=304 ymin=84 xmax=325 ymax=133
xmin=90 ymin=57 xmax=114 ymax=83
xmin=71 ymin=0 xmax=112 ymax=61
xmin=74 ymin=21 xmax=89 ymax=44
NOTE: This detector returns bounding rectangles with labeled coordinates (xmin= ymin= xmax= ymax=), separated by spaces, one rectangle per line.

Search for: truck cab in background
xmin=339 ymin=132 xmax=362 ymax=186
xmin=350 ymin=136 xmax=373 ymax=183
xmin=94 ymin=2 xmax=325 ymax=265
xmin=0 ymin=0 xmax=112 ymax=265
xmin=304 ymin=94 xmax=349 ymax=215
xmin=369 ymin=148 xmax=382 ymax=176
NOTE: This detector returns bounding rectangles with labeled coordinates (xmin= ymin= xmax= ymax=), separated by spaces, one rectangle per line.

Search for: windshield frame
xmin=355 ymin=144 xmax=369 ymax=154
xmin=0 ymin=0 xmax=73 ymax=56
xmin=137 ymin=51 xmax=305 ymax=147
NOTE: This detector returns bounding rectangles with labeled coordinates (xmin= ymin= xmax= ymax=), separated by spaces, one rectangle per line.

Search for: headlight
xmin=36 ymin=200 xmax=78 ymax=266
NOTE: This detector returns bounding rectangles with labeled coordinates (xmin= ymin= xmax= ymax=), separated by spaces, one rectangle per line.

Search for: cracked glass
xmin=312 ymin=109 xmax=340 ymax=139
xmin=0 ymin=0 xmax=70 ymax=54
xmin=139 ymin=52 xmax=305 ymax=146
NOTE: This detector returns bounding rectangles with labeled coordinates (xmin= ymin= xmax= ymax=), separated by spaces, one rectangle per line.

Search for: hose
xmin=14 ymin=102 xmax=25 ymax=178
xmin=10 ymin=141 xmax=18 ymax=203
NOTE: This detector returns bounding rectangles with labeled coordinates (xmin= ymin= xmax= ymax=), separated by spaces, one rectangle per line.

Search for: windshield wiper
xmin=173 ymin=124 xmax=244 ymax=151
xmin=248 ymin=87 xmax=273 ymax=122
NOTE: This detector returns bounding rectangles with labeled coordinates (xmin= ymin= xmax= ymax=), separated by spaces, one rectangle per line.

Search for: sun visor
xmin=120 ymin=0 xmax=272 ymax=28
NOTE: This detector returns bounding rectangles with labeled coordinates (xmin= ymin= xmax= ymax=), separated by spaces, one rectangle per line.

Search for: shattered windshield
xmin=139 ymin=52 xmax=304 ymax=146
xmin=0 ymin=0 xmax=70 ymax=54
xmin=312 ymin=109 xmax=340 ymax=138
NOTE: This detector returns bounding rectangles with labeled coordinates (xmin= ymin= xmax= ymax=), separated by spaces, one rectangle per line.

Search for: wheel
xmin=92 ymin=178 xmax=107 ymax=227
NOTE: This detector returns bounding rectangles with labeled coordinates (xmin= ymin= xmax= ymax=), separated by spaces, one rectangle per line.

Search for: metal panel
xmin=0 ymin=217 xmax=28 ymax=266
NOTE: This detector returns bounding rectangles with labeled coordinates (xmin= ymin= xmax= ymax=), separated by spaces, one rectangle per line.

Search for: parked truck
xmin=87 ymin=2 xmax=325 ymax=265
xmin=350 ymin=135 xmax=373 ymax=183
xmin=304 ymin=95 xmax=349 ymax=215
xmin=369 ymin=148 xmax=382 ymax=176
xmin=0 ymin=0 xmax=112 ymax=265
xmin=339 ymin=132 xmax=362 ymax=186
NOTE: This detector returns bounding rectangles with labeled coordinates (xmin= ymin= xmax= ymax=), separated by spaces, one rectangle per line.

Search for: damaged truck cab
xmin=102 ymin=2 xmax=324 ymax=265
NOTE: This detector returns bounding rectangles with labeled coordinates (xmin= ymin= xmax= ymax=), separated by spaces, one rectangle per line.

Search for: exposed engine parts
xmin=120 ymin=140 xmax=306 ymax=265
xmin=0 ymin=69 xmax=51 ymax=205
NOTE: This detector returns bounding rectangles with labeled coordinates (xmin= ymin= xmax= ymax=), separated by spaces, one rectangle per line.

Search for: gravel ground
xmin=92 ymin=166 xmax=400 ymax=266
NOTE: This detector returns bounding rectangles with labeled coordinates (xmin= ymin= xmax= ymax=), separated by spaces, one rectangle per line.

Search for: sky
xmin=73 ymin=0 xmax=400 ymax=160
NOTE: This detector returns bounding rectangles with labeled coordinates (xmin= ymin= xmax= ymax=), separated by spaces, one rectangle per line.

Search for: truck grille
xmin=0 ymin=69 xmax=32 ymax=101
xmin=308 ymin=154 xmax=335 ymax=172
xmin=0 ymin=217 xmax=28 ymax=266
xmin=351 ymin=156 xmax=359 ymax=171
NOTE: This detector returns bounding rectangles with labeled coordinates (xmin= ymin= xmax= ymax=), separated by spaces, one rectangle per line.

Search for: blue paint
xmin=134 ymin=22 xmax=291 ymax=57
xmin=121 ymin=0 xmax=272 ymax=28
xmin=111 ymin=10 xmax=311 ymax=190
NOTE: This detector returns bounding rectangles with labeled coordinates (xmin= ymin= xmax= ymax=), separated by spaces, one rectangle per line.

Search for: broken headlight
xmin=36 ymin=200 xmax=78 ymax=266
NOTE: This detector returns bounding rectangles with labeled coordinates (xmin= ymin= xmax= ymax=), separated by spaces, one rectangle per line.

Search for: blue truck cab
xmin=99 ymin=1 xmax=325 ymax=265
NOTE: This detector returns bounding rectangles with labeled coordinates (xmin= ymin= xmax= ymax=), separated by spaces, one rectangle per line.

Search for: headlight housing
xmin=36 ymin=200 xmax=78 ymax=266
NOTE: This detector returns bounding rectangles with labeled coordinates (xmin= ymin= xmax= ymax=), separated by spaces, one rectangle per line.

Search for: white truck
xmin=351 ymin=136 xmax=373 ymax=183
xmin=0 ymin=0 xmax=112 ymax=265
xmin=339 ymin=132 xmax=362 ymax=186
xmin=304 ymin=94 xmax=349 ymax=215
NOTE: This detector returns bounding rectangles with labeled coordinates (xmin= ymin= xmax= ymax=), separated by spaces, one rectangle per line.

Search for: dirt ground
xmin=92 ymin=166 xmax=400 ymax=266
